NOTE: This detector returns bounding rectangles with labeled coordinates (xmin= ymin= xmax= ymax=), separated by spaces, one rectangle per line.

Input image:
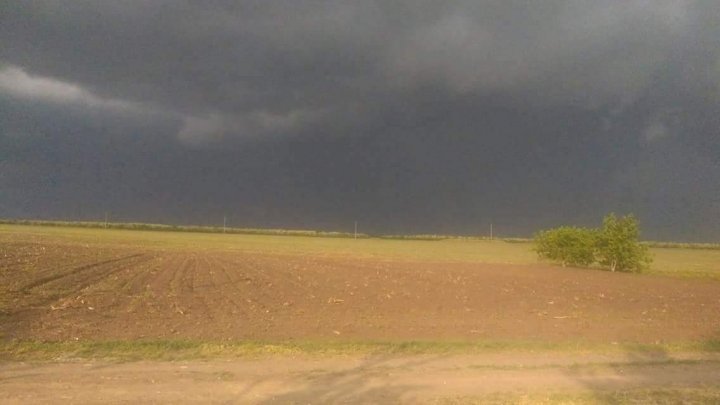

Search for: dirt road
xmin=2 ymin=352 xmax=719 ymax=404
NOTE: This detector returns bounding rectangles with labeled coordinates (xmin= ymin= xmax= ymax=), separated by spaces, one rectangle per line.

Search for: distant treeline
xmin=377 ymin=234 xmax=492 ymax=241
xmin=0 ymin=219 xmax=367 ymax=239
xmin=641 ymin=241 xmax=720 ymax=250
xmin=1 ymin=219 xmax=717 ymax=249
xmin=0 ymin=219 xmax=511 ymax=242
xmin=377 ymin=234 xmax=532 ymax=243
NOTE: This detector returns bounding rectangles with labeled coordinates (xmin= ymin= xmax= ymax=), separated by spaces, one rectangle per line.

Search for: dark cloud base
xmin=3 ymin=94 xmax=717 ymax=241
xmin=1 ymin=2 xmax=719 ymax=242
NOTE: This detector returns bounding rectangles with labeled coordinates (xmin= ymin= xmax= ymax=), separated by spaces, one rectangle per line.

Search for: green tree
xmin=534 ymin=226 xmax=597 ymax=267
xmin=595 ymin=213 xmax=651 ymax=272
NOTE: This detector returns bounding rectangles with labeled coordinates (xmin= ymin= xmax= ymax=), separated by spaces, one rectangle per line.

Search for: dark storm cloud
xmin=1 ymin=1 xmax=719 ymax=240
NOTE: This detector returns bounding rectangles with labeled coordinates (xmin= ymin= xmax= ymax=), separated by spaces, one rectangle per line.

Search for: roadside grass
xmin=1 ymin=339 xmax=719 ymax=362
xmin=438 ymin=388 xmax=720 ymax=405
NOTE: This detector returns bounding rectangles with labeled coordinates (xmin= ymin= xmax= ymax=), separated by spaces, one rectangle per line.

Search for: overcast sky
xmin=1 ymin=1 xmax=719 ymax=240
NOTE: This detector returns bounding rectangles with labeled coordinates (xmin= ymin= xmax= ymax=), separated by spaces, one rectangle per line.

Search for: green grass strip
xmin=1 ymin=339 xmax=719 ymax=361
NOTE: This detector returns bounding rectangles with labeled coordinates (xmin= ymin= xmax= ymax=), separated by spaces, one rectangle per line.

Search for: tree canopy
xmin=534 ymin=213 xmax=651 ymax=272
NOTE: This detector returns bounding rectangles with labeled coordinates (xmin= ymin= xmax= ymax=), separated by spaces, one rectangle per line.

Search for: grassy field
xmin=2 ymin=224 xmax=719 ymax=278
xmin=0 ymin=224 xmax=534 ymax=262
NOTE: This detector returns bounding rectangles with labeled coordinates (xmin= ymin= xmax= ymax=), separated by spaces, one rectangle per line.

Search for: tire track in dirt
xmin=100 ymin=254 xmax=193 ymax=338
xmin=95 ymin=254 xmax=165 ymax=314
xmin=212 ymin=254 xmax=277 ymax=316
xmin=12 ymin=254 xmax=154 ymax=311
xmin=51 ymin=255 xmax=154 ymax=300
xmin=193 ymin=255 xmax=241 ymax=332
xmin=192 ymin=254 xmax=253 ymax=329
xmin=83 ymin=254 xmax=167 ymax=313
xmin=2 ymin=248 xmax=119 ymax=291
xmin=116 ymin=257 xmax=159 ymax=298
xmin=184 ymin=254 xmax=217 ymax=324
xmin=19 ymin=254 xmax=148 ymax=291
xmin=165 ymin=254 xmax=189 ymax=315
xmin=150 ymin=254 xmax=193 ymax=316
xmin=1 ymin=252 xmax=157 ymax=339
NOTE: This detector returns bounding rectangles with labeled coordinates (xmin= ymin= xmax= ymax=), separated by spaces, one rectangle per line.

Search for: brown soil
xmin=2 ymin=352 xmax=720 ymax=404
xmin=2 ymin=242 xmax=720 ymax=342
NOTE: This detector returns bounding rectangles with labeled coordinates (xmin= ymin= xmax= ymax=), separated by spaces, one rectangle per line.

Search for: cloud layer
xmin=1 ymin=1 xmax=719 ymax=240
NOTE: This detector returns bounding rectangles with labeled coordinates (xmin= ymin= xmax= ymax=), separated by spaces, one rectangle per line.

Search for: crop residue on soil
xmin=2 ymin=240 xmax=720 ymax=343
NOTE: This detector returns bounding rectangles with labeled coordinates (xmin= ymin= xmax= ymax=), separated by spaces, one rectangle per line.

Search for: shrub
xmin=595 ymin=213 xmax=651 ymax=272
xmin=535 ymin=226 xmax=597 ymax=267
xmin=534 ymin=213 xmax=652 ymax=272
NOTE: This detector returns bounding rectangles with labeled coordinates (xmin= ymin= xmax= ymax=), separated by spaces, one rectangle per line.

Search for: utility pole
xmin=104 ymin=212 xmax=108 ymax=229
xmin=223 ymin=215 xmax=227 ymax=233
xmin=354 ymin=221 xmax=358 ymax=239
xmin=490 ymin=222 xmax=493 ymax=241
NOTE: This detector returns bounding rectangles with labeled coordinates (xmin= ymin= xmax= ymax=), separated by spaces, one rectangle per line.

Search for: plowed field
xmin=2 ymin=230 xmax=720 ymax=343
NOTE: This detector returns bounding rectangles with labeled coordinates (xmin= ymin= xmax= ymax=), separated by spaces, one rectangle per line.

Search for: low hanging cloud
xmin=3 ymin=1 xmax=716 ymax=137
xmin=0 ymin=65 xmax=324 ymax=145
xmin=0 ymin=66 xmax=219 ymax=145
xmin=177 ymin=108 xmax=326 ymax=145
xmin=0 ymin=66 xmax=139 ymax=113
